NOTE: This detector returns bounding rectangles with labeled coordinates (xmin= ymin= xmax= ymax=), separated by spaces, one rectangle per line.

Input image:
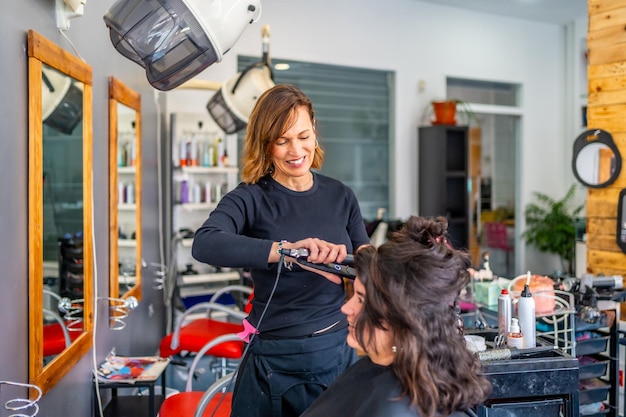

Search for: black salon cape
xmin=301 ymin=356 xmax=471 ymax=417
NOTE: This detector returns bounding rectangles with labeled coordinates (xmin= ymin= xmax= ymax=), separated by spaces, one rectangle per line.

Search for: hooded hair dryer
xmin=103 ymin=0 xmax=262 ymax=91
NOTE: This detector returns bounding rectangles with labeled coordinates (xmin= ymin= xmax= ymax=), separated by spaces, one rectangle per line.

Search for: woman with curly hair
xmin=301 ymin=215 xmax=491 ymax=417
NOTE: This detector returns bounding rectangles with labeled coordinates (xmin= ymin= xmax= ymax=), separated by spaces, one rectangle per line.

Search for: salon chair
xmin=159 ymin=285 xmax=253 ymax=384
xmin=158 ymin=370 xmax=236 ymax=417
xmin=43 ymin=289 xmax=81 ymax=357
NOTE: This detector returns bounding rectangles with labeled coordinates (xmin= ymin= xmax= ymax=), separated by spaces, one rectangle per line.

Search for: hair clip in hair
xmin=434 ymin=236 xmax=452 ymax=249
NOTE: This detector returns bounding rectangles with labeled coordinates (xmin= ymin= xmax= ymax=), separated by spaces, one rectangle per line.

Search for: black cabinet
xmin=418 ymin=125 xmax=469 ymax=249
xmin=575 ymin=310 xmax=619 ymax=417
xmin=478 ymin=347 xmax=579 ymax=417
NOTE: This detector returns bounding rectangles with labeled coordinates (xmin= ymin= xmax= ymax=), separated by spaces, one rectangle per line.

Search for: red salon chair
xmin=159 ymin=370 xmax=236 ymax=417
xmin=159 ymin=285 xmax=253 ymax=383
xmin=43 ymin=289 xmax=82 ymax=357
xmin=483 ymin=221 xmax=514 ymax=277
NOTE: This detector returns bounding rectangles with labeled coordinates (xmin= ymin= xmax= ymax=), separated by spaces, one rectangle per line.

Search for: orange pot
xmin=432 ymin=101 xmax=457 ymax=125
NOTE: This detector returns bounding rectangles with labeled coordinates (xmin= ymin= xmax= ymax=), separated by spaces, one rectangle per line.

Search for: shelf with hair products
xmin=462 ymin=275 xmax=577 ymax=356
xmin=117 ymin=165 xmax=138 ymax=294
xmin=168 ymin=112 xmax=242 ymax=313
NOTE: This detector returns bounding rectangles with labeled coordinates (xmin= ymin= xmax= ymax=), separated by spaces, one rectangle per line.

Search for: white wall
xmin=172 ymin=0 xmax=579 ymax=273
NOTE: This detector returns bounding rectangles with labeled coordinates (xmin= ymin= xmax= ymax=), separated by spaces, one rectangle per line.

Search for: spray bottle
xmin=497 ymin=288 xmax=512 ymax=338
xmin=517 ymin=271 xmax=536 ymax=348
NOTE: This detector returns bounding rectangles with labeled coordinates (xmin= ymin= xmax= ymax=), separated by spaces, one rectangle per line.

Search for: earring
xmin=392 ymin=346 xmax=397 ymax=353
xmin=315 ymin=139 xmax=319 ymax=148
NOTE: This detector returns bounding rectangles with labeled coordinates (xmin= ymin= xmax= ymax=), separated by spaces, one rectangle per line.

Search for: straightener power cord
xmin=203 ymin=249 xmax=357 ymax=416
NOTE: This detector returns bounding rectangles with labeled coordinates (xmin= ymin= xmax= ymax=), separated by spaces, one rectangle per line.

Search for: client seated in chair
xmin=301 ymin=216 xmax=491 ymax=417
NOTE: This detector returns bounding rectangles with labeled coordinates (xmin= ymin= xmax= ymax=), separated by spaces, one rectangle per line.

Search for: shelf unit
xmin=418 ymin=125 xmax=470 ymax=249
xmin=117 ymin=165 xmax=138 ymax=296
xmin=168 ymin=113 xmax=241 ymax=310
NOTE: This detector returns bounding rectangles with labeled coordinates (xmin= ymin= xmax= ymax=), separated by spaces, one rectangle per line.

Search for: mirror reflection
xmin=43 ymin=63 xmax=86 ymax=359
xmin=28 ymin=29 xmax=93 ymax=396
xmin=575 ymin=143 xmax=617 ymax=186
xmin=572 ymin=128 xmax=622 ymax=189
xmin=109 ymin=77 xmax=142 ymax=310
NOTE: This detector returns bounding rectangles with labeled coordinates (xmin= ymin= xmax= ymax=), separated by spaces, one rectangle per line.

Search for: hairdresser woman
xmin=301 ymin=216 xmax=491 ymax=417
xmin=191 ymin=84 xmax=370 ymax=417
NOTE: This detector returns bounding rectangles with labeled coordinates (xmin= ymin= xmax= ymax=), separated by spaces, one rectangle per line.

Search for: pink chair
xmin=483 ymin=222 xmax=514 ymax=276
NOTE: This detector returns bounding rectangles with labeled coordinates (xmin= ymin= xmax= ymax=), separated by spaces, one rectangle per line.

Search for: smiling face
xmin=270 ymin=105 xmax=316 ymax=187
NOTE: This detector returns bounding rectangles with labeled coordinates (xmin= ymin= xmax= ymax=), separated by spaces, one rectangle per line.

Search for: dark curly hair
xmin=353 ymin=215 xmax=491 ymax=417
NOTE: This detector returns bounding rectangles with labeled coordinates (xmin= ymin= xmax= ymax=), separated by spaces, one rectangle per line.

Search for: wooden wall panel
xmin=586 ymin=0 xmax=626 ymax=277
xmin=589 ymin=0 xmax=626 ymax=15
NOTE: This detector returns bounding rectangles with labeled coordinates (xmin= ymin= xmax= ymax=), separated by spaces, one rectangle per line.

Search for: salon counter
xmin=467 ymin=331 xmax=579 ymax=417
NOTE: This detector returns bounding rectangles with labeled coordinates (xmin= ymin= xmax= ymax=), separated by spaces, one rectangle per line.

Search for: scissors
xmin=493 ymin=333 xmax=506 ymax=348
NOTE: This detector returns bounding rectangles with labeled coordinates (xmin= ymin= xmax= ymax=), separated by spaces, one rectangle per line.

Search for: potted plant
xmin=426 ymin=99 xmax=477 ymax=126
xmin=522 ymin=184 xmax=584 ymax=275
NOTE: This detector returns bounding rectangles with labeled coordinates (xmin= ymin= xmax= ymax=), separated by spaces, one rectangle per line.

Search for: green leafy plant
xmin=522 ymin=184 xmax=584 ymax=275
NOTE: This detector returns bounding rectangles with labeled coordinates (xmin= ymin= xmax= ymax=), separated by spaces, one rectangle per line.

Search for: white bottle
xmin=518 ymin=273 xmax=536 ymax=348
xmin=506 ymin=318 xmax=524 ymax=349
xmin=204 ymin=181 xmax=212 ymax=203
xmin=482 ymin=253 xmax=493 ymax=281
xmin=126 ymin=182 xmax=134 ymax=205
xmin=118 ymin=181 xmax=126 ymax=204
xmin=193 ymin=183 xmax=201 ymax=203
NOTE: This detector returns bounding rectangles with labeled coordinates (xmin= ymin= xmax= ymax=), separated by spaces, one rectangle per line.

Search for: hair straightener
xmin=278 ymin=248 xmax=357 ymax=279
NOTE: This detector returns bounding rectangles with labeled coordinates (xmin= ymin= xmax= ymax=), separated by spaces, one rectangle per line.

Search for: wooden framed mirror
xmin=28 ymin=30 xmax=93 ymax=395
xmin=109 ymin=77 xmax=142 ymax=311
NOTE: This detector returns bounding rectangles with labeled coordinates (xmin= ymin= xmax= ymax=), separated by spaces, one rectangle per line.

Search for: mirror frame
xmin=109 ymin=77 xmax=142 ymax=305
xmin=572 ymin=128 xmax=622 ymax=189
xmin=28 ymin=29 xmax=94 ymax=395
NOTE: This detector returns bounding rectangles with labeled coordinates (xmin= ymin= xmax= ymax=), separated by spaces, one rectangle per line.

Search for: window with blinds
xmin=237 ymin=56 xmax=394 ymax=221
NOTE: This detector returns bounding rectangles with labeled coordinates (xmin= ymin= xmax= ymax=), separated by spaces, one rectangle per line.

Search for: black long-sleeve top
xmin=191 ymin=172 xmax=370 ymax=337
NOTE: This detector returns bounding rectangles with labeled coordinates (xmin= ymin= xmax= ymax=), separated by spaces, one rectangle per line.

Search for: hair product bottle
xmin=506 ymin=318 xmax=524 ymax=348
xmin=498 ymin=288 xmax=512 ymax=336
xmin=518 ymin=271 xmax=536 ymax=348
xmin=180 ymin=177 xmax=189 ymax=204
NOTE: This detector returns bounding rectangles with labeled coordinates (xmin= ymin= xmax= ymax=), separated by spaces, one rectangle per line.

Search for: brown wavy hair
xmin=353 ymin=216 xmax=491 ymax=417
xmin=240 ymin=84 xmax=325 ymax=184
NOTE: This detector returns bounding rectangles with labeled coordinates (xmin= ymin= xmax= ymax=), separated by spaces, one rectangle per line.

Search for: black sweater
xmin=192 ymin=172 xmax=370 ymax=337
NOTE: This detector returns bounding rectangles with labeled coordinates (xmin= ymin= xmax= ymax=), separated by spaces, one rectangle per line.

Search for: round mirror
xmin=572 ymin=129 xmax=622 ymax=188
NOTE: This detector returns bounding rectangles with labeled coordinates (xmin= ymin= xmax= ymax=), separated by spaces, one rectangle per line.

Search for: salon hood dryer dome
xmin=42 ymin=66 xmax=83 ymax=135
xmin=103 ymin=0 xmax=262 ymax=91
xmin=206 ymin=24 xmax=274 ymax=134
xmin=207 ymin=63 xmax=274 ymax=134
